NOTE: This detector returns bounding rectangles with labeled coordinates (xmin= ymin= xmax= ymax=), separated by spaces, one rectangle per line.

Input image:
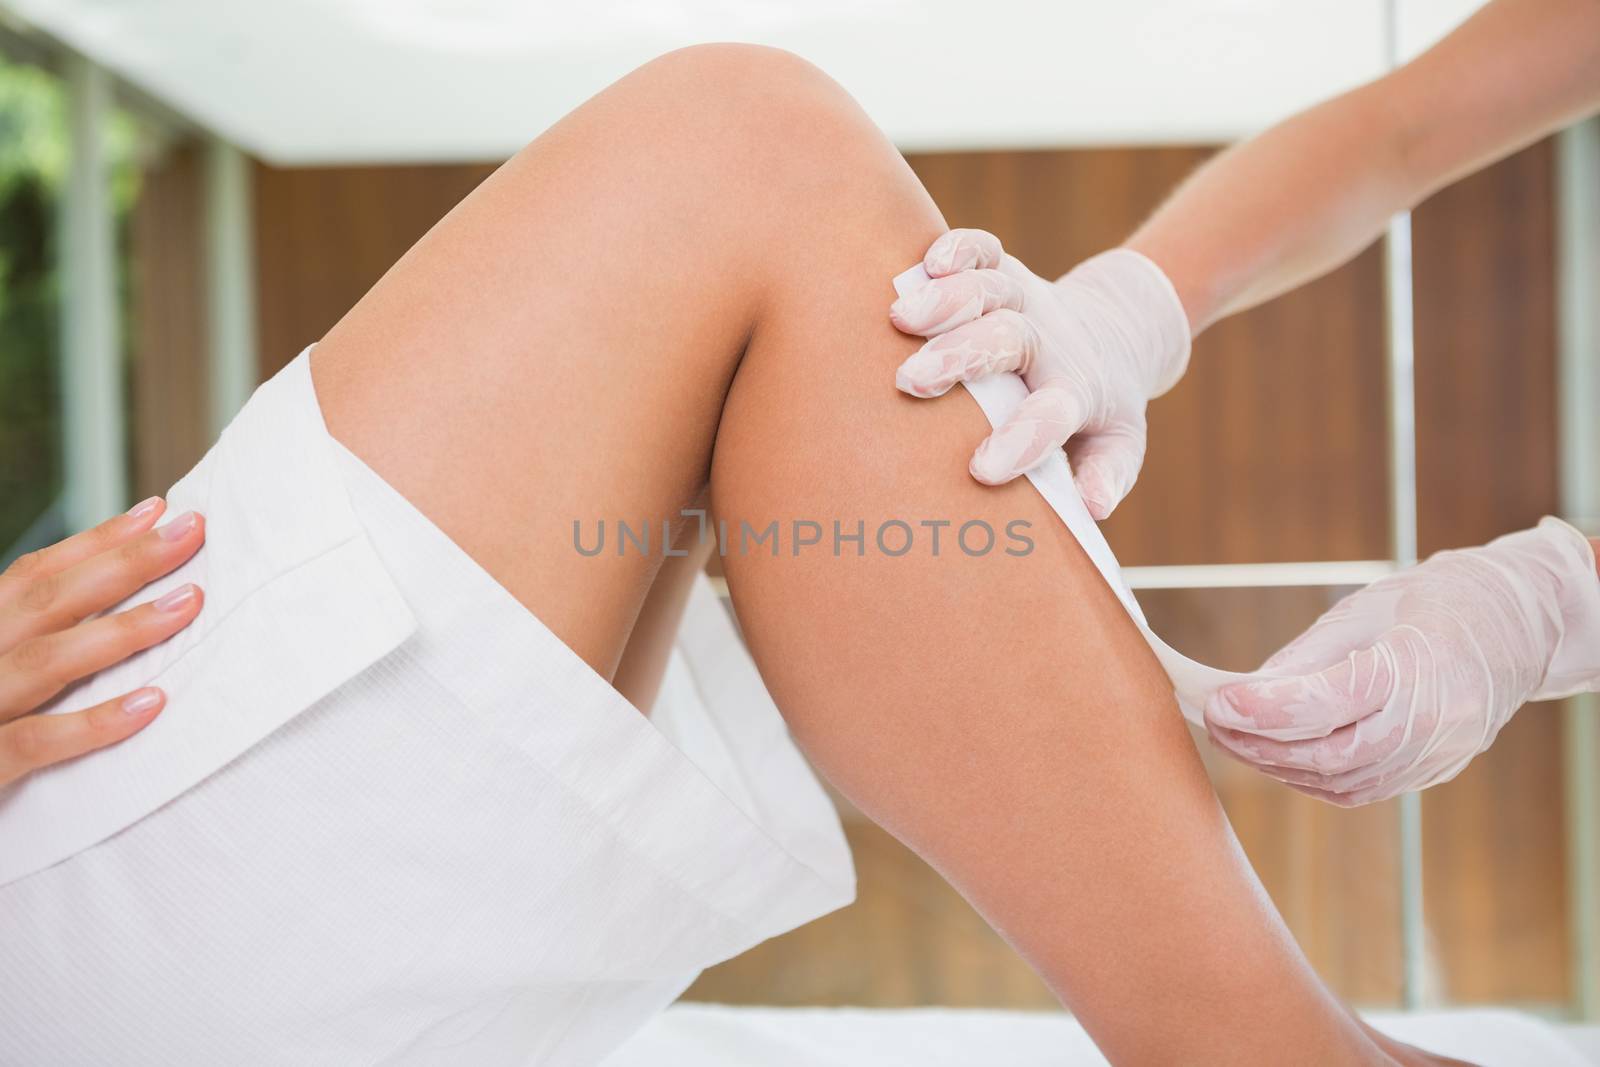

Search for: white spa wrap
xmin=0 ymin=350 xmax=854 ymax=1066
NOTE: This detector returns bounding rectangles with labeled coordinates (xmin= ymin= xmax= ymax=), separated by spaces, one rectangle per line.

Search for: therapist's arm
xmin=1127 ymin=0 xmax=1600 ymax=331
xmin=0 ymin=499 xmax=205 ymax=785
xmin=889 ymin=0 xmax=1600 ymax=506
xmin=1206 ymin=518 xmax=1600 ymax=806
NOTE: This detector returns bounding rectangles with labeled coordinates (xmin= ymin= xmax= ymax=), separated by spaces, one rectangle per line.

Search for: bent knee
xmin=626 ymin=43 xmax=892 ymax=171
xmin=641 ymin=43 xmax=845 ymax=108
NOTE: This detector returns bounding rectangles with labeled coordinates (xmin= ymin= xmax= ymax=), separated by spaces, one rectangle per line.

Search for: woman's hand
xmin=887 ymin=228 xmax=1189 ymax=517
xmin=1205 ymin=518 xmax=1600 ymax=806
xmin=0 ymin=498 xmax=205 ymax=786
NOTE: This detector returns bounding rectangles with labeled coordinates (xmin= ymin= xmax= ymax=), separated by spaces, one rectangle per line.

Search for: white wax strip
xmin=894 ymin=264 xmax=1257 ymax=723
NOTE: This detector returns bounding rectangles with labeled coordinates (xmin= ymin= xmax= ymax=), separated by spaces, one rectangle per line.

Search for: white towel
xmin=0 ymin=349 xmax=853 ymax=1065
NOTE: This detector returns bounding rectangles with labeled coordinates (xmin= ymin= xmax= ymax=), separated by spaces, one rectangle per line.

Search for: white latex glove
xmin=888 ymin=229 xmax=1190 ymax=518
xmin=1204 ymin=518 xmax=1600 ymax=807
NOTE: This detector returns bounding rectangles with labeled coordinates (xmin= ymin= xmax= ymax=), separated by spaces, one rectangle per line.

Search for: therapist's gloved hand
xmin=888 ymin=229 xmax=1190 ymax=517
xmin=0 ymin=498 xmax=205 ymax=786
xmin=1205 ymin=518 xmax=1600 ymax=807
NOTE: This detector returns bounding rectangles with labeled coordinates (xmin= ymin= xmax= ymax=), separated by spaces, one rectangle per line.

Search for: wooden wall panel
xmin=128 ymin=140 xmax=209 ymax=498
xmin=1414 ymin=141 xmax=1559 ymax=556
xmin=1412 ymin=140 xmax=1567 ymax=1005
xmin=252 ymin=163 xmax=495 ymax=379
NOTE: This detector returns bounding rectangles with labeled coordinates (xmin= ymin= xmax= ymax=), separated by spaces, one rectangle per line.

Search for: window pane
xmin=0 ymin=53 xmax=66 ymax=557
xmin=0 ymin=48 xmax=147 ymax=560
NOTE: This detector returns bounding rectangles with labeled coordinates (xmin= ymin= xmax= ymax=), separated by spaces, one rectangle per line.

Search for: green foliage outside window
xmin=0 ymin=53 xmax=141 ymax=555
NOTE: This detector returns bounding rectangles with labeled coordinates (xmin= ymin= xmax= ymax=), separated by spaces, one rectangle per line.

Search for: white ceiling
xmin=3 ymin=0 xmax=1486 ymax=165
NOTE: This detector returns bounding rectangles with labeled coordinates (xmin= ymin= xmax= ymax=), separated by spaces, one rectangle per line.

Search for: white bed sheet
xmin=604 ymin=1004 xmax=1595 ymax=1067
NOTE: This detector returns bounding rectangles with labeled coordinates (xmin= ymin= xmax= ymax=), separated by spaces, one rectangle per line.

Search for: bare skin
xmin=311 ymin=45 xmax=1433 ymax=1064
xmin=0 ymin=499 xmax=205 ymax=784
xmin=1127 ymin=0 xmax=1600 ymax=331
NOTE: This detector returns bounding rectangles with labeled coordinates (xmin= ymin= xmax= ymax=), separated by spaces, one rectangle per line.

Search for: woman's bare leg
xmin=312 ymin=46 xmax=1391 ymax=1064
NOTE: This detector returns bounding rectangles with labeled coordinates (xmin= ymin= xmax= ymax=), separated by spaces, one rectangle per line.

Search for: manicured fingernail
xmin=154 ymin=584 xmax=198 ymax=612
xmin=121 ymin=688 xmax=162 ymax=716
xmin=158 ymin=512 xmax=198 ymax=541
xmin=127 ymin=496 xmax=161 ymax=521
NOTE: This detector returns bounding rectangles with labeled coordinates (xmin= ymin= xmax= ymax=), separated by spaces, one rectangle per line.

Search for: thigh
xmin=310 ymin=44 xmax=920 ymax=684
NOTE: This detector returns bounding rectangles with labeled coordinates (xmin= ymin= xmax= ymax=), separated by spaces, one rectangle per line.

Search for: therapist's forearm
xmin=1125 ymin=0 xmax=1600 ymax=333
xmin=1123 ymin=80 xmax=1412 ymax=332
